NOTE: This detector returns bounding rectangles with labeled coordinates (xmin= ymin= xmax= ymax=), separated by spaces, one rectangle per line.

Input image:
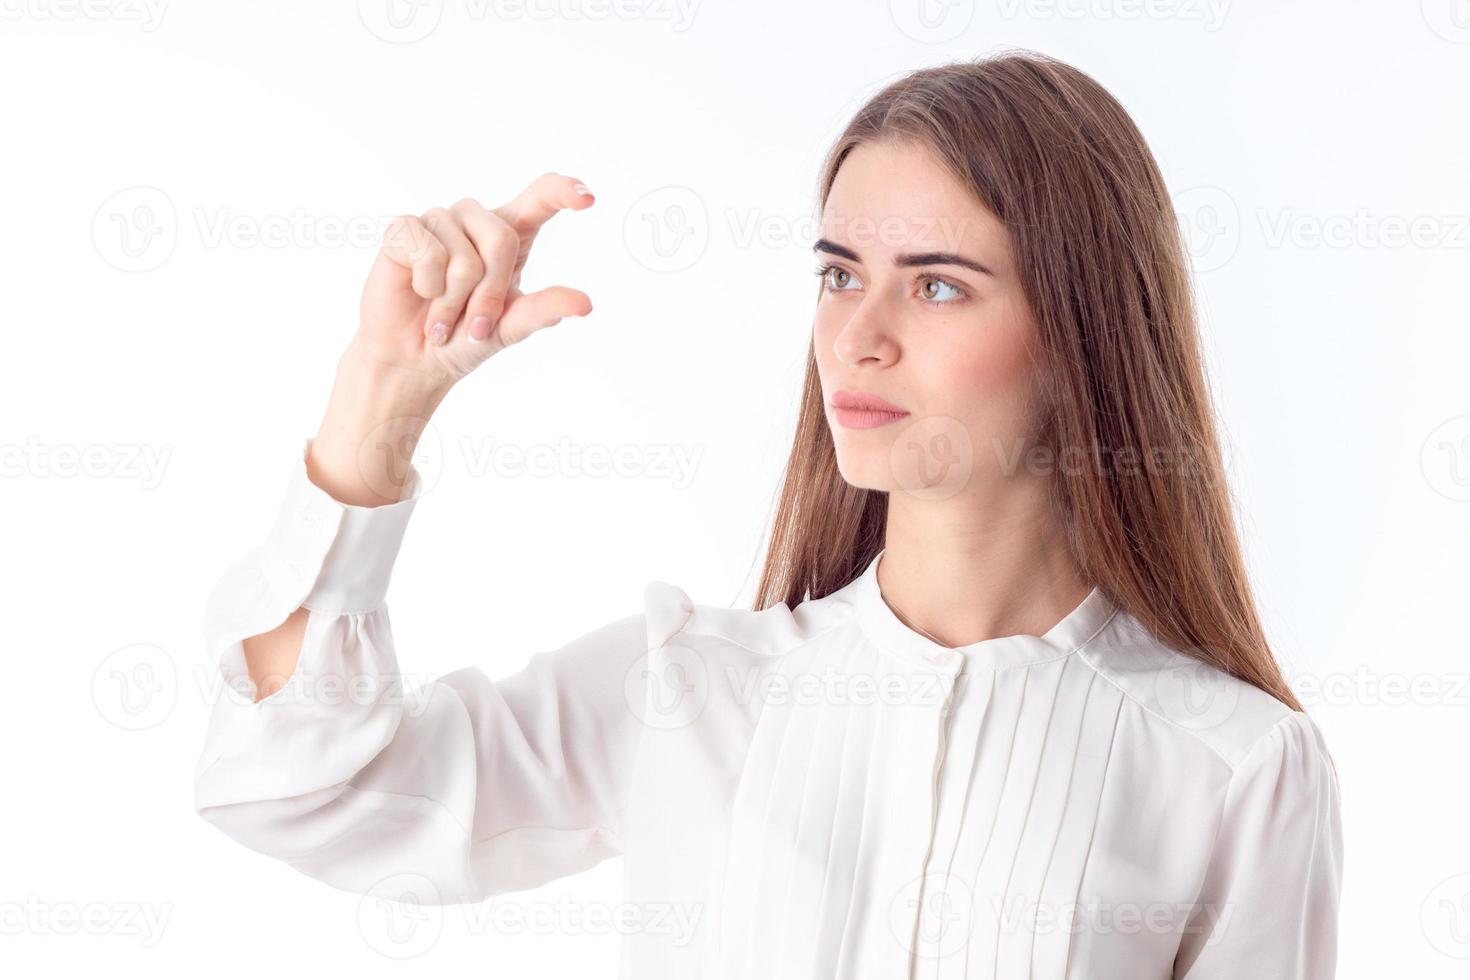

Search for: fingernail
xmin=573 ymin=182 xmax=592 ymax=197
xmin=427 ymin=321 xmax=450 ymax=346
xmin=468 ymin=315 xmax=492 ymax=342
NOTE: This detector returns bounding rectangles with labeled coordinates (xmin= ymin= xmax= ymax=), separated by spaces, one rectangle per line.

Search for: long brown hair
xmin=754 ymin=50 xmax=1302 ymax=712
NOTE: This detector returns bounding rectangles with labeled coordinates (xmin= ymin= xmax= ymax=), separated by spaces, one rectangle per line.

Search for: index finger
xmin=491 ymin=172 xmax=595 ymax=237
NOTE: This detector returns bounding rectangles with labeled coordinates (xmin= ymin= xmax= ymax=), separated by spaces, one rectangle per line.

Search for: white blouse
xmin=193 ymin=439 xmax=1344 ymax=979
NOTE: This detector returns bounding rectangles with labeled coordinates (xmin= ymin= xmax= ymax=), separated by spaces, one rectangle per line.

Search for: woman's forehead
xmin=820 ymin=141 xmax=1005 ymax=257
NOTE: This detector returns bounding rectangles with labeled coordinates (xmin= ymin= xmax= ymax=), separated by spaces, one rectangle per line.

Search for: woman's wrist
xmin=307 ymin=342 xmax=454 ymax=507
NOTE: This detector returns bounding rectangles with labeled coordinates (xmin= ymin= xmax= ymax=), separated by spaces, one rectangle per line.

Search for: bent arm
xmin=193 ymin=428 xmax=658 ymax=905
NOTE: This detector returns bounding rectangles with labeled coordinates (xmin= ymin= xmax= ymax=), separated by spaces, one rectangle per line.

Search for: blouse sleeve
xmin=192 ymin=438 xmax=690 ymax=905
xmin=1174 ymin=710 xmax=1345 ymax=978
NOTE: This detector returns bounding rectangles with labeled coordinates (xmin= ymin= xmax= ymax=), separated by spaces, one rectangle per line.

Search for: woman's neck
xmin=878 ymin=480 xmax=1093 ymax=648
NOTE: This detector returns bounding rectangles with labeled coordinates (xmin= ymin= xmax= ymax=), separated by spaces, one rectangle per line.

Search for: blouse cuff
xmin=261 ymin=436 xmax=425 ymax=615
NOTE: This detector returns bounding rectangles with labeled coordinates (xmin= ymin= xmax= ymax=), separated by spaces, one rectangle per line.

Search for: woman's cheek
xmin=924 ymin=327 xmax=1041 ymax=465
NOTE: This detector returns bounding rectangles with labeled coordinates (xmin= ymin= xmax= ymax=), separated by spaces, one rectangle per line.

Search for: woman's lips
xmin=833 ymin=406 xmax=910 ymax=429
xmin=830 ymin=389 xmax=911 ymax=430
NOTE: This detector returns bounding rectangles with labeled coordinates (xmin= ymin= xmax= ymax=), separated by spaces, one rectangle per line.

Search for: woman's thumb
xmin=494 ymin=286 xmax=593 ymax=348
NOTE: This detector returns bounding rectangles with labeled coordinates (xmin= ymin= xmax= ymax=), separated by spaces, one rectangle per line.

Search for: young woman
xmin=193 ymin=52 xmax=1343 ymax=979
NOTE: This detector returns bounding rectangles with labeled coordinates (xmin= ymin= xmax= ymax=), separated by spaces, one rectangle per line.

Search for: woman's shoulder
xmin=1077 ymin=607 xmax=1331 ymax=776
xmin=638 ymin=577 xmax=861 ymax=662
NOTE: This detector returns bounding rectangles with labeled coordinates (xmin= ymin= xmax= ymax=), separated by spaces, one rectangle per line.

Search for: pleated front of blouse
xmin=912 ymin=654 xmax=1129 ymax=978
xmin=710 ymin=618 xmax=954 ymax=979
xmin=616 ymin=547 xmax=1336 ymax=979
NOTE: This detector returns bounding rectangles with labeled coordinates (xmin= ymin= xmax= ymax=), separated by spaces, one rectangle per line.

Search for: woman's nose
xmin=833 ymin=299 xmax=900 ymax=367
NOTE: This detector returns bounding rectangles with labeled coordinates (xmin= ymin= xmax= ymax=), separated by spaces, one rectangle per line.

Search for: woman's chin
xmin=832 ymin=449 xmax=896 ymax=493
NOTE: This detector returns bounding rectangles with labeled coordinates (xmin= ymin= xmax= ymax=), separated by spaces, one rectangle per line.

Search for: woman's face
xmin=812 ymin=139 xmax=1044 ymax=500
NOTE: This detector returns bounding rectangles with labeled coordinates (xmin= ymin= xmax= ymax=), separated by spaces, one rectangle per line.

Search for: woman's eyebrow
xmin=812 ymin=238 xmax=995 ymax=277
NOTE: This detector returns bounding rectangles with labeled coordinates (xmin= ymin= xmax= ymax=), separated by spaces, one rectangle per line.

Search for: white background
xmin=1 ymin=0 xmax=1466 ymax=975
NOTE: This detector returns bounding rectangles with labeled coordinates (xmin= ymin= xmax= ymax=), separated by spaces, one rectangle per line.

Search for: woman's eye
xmin=919 ymin=275 xmax=963 ymax=303
xmin=819 ymin=265 xmax=858 ymax=291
